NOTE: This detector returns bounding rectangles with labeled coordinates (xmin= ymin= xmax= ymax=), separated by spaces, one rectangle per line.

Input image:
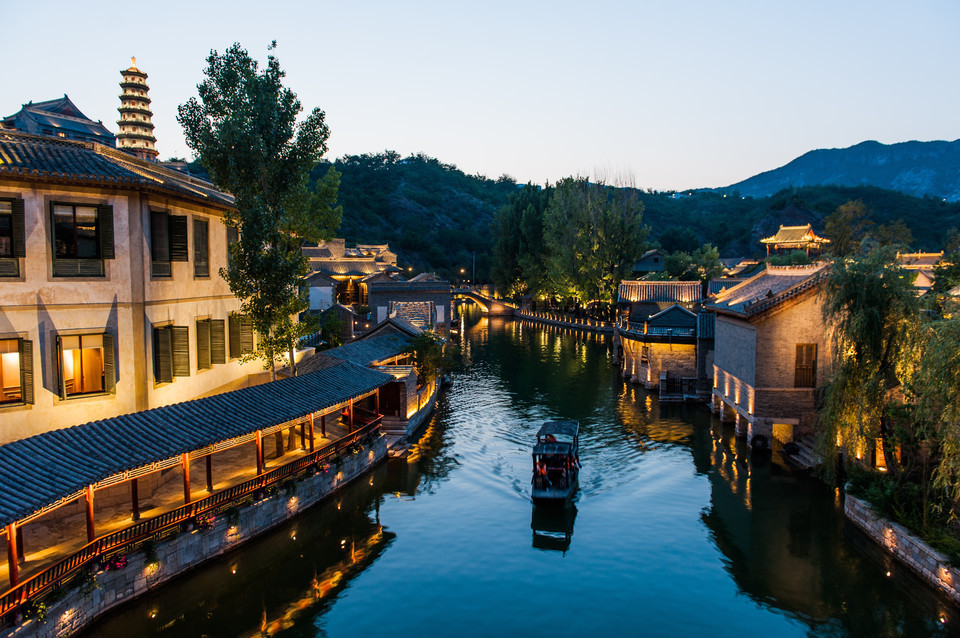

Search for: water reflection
xmin=531 ymin=505 xmax=577 ymax=553
xmin=84 ymin=310 xmax=960 ymax=638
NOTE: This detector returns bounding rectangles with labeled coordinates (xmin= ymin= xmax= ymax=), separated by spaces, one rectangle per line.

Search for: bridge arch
xmin=452 ymin=288 xmax=515 ymax=316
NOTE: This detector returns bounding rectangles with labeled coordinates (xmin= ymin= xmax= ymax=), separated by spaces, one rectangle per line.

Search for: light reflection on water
xmin=84 ymin=309 xmax=960 ymax=637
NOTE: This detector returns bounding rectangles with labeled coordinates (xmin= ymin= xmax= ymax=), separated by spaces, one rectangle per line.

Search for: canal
xmin=85 ymin=310 xmax=960 ymax=637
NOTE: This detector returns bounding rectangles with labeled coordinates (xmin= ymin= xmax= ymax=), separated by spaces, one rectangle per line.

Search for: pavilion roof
xmin=0 ymin=359 xmax=392 ymax=528
xmin=760 ymin=224 xmax=830 ymax=245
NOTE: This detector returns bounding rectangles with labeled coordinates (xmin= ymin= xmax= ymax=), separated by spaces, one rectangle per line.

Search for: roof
xmin=0 ymin=130 xmax=234 ymax=209
xmin=2 ymin=96 xmax=115 ymax=145
xmin=537 ymin=420 xmax=579 ymax=438
xmin=309 ymin=258 xmax=381 ymax=276
xmin=897 ymin=252 xmax=943 ymax=269
xmin=618 ymin=281 xmax=702 ymax=304
xmin=647 ymin=304 xmax=698 ymax=329
xmin=707 ymin=263 xmax=828 ymax=318
xmin=760 ymin=224 xmax=830 ymax=246
xmin=533 ymin=441 xmax=575 ymax=456
xmin=708 ymin=278 xmax=747 ymax=296
xmin=304 ymin=270 xmax=338 ymax=287
xmin=0 ymin=359 xmax=392 ymax=528
xmin=322 ymin=319 xmax=420 ymax=367
xmin=697 ymin=311 xmax=715 ymax=339
xmin=409 ymin=272 xmax=443 ymax=282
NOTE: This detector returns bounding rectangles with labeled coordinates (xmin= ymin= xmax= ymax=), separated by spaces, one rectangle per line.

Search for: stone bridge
xmin=453 ymin=287 xmax=516 ymax=316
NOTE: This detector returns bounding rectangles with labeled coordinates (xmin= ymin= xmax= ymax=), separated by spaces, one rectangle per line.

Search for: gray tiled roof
xmin=0 ymin=359 xmax=392 ymax=528
xmin=618 ymin=281 xmax=702 ymax=304
xmin=323 ymin=332 xmax=413 ymax=367
xmin=0 ymin=130 xmax=234 ymax=209
xmin=707 ymin=264 xmax=828 ymax=317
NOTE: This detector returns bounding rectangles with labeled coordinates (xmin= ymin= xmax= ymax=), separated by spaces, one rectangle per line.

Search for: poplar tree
xmin=178 ymin=42 xmax=341 ymax=377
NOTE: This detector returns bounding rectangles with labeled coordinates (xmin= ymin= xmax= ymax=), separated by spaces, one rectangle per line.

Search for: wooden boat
xmin=531 ymin=420 xmax=580 ymax=504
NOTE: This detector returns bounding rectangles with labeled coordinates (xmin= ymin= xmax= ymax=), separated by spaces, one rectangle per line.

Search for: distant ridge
xmin=726 ymin=139 xmax=960 ymax=202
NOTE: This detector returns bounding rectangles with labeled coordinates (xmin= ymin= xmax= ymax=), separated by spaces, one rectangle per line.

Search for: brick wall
xmin=755 ymin=294 xmax=830 ymax=389
xmin=714 ymin=317 xmax=756 ymax=385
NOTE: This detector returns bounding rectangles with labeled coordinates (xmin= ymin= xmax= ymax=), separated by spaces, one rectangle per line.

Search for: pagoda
xmin=116 ymin=57 xmax=158 ymax=161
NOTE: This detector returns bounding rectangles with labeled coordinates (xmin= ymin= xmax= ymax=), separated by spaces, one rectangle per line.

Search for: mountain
xmin=726 ymin=140 xmax=960 ymax=202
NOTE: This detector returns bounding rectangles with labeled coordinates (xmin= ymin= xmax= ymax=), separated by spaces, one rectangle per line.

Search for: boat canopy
xmin=533 ymin=441 xmax=574 ymax=456
xmin=536 ymin=420 xmax=579 ymax=439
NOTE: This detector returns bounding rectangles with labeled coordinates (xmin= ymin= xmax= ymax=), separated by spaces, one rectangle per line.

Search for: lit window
xmin=57 ymin=333 xmax=115 ymax=397
xmin=0 ymin=338 xmax=33 ymax=405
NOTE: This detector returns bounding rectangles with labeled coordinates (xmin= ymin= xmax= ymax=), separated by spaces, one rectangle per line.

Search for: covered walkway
xmin=0 ymin=356 xmax=392 ymax=614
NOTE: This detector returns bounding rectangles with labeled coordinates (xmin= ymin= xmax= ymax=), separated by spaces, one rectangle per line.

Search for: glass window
xmin=0 ymin=339 xmax=22 ymax=404
xmin=53 ymin=204 xmax=99 ymax=259
xmin=61 ymin=334 xmax=104 ymax=396
xmin=0 ymin=201 xmax=12 ymax=258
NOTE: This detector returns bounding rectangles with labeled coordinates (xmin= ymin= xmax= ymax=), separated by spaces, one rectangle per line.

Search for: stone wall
xmin=3 ymin=435 xmax=387 ymax=638
xmin=845 ymin=494 xmax=960 ymax=606
xmin=714 ymin=316 xmax=756 ymax=386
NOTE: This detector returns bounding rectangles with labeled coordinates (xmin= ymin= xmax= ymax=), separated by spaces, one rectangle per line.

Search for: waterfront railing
xmin=0 ymin=415 xmax=382 ymax=624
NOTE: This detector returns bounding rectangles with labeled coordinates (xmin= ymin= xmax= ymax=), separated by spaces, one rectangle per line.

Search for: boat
xmin=531 ymin=420 xmax=580 ymax=504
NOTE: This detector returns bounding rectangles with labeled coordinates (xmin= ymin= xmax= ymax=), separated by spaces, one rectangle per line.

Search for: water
xmin=85 ymin=311 xmax=960 ymax=637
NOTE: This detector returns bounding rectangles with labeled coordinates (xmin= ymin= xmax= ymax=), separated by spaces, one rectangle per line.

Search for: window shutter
xmin=210 ymin=319 xmax=226 ymax=365
xmin=196 ymin=319 xmax=211 ymax=370
xmin=55 ymin=334 xmax=66 ymax=399
xmin=97 ymin=205 xmax=114 ymax=260
xmin=194 ymin=219 xmax=209 ymax=277
xmin=229 ymin=314 xmax=241 ymax=359
xmin=11 ymin=199 xmax=25 ymax=258
xmin=154 ymin=327 xmax=173 ymax=384
xmin=169 ymin=215 xmax=189 ymax=262
xmin=150 ymin=211 xmax=170 ymax=262
xmin=172 ymin=325 xmax=190 ymax=376
xmin=102 ymin=333 xmax=116 ymax=393
xmin=240 ymin=316 xmax=255 ymax=354
xmin=18 ymin=338 xmax=33 ymax=405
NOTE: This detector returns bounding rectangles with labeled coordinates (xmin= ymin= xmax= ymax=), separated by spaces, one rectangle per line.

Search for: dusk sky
xmin=6 ymin=0 xmax=958 ymax=190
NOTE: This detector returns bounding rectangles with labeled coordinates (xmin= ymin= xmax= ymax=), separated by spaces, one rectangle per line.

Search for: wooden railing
xmin=0 ymin=416 xmax=382 ymax=623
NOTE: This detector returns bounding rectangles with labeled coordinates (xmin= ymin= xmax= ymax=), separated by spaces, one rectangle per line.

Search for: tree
xmin=405 ymin=331 xmax=444 ymax=388
xmin=178 ymin=42 xmax=341 ymax=377
xmin=491 ymin=184 xmax=551 ymax=299
xmin=824 ymin=200 xmax=873 ymax=257
xmin=818 ymin=246 xmax=922 ymax=481
xmin=543 ymin=177 xmax=647 ymax=305
xmin=664 ymin=243 xmax=723 ymax=280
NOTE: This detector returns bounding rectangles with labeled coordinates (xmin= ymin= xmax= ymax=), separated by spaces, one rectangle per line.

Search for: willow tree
xmin=818 ymin=246 xmax=922 ymax=480
xmin=178 ymin=42 xmax=341 ymax=377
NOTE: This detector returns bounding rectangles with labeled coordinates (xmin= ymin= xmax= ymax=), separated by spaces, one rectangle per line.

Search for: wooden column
xmin=255 ymin=431 xmax=264 ymax=475
xmin=6 ymin=523 xmax=18 ymax=587
xmin=15 ymin=526 xmax=24 ymax=562
xmin=300 ymin=421 xmax=306 ymax=450
xmin=181 ymin=453 xmax=191 ymax=504
xmin=131 ymin=478 xmax=140 ymax=522
xmin=206 ymin=455 xmax=214 ymax=493
xmin=348 ymin=400 xmax=355 ymax=432
xmin=85 ymin=486 xmax=95 ymax=543
xmin=375 ymin=388 xmax=380 ymax=415
xmin=308 ymin=414 xmax=315 ymax=452
xmin=320 ymin=414 xmax=326 ymax=438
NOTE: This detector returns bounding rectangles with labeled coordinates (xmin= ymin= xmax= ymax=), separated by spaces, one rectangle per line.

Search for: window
xmin=150 ymin=211 xmax=188 ymax=277
xmin=51 ymin=203 xmax=113 ymax=277
xmin=153 ymin=325 xmax=190 ymax=383
xmin=0 ymin=198 xmax=25 ymax=277
xmin=194 ymin=218 xmax=209 ymax=278
xmin=56 ymin=333 xmax=115 ymax=398
xmin=196 ymin=318 xmax=226 ymax=370
xmin=0 ymin=338 xmax=33 ymax=405
xmin=795 ymin=344 xmax=817 ymax=388
xmin=228 ymin=314 xmax=254 ymax=359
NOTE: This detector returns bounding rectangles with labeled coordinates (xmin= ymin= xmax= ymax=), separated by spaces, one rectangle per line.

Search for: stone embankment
xmin=845 ymin=493 xmax=960 ymax=606
xmin=4 ymin=436 xmax=387 ymax=638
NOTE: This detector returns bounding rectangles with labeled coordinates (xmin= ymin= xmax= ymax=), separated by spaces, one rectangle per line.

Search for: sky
xmin=5 ymin=0 xmax=959 ymax=191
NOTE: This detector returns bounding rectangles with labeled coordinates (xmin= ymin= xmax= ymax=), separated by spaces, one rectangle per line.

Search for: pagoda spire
xmin=116 ymin=57 xmax=158 ymax=161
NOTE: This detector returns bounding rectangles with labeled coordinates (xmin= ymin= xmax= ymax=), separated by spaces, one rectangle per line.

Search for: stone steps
xmin=782 ymin=438 xmax=821 ymax=470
